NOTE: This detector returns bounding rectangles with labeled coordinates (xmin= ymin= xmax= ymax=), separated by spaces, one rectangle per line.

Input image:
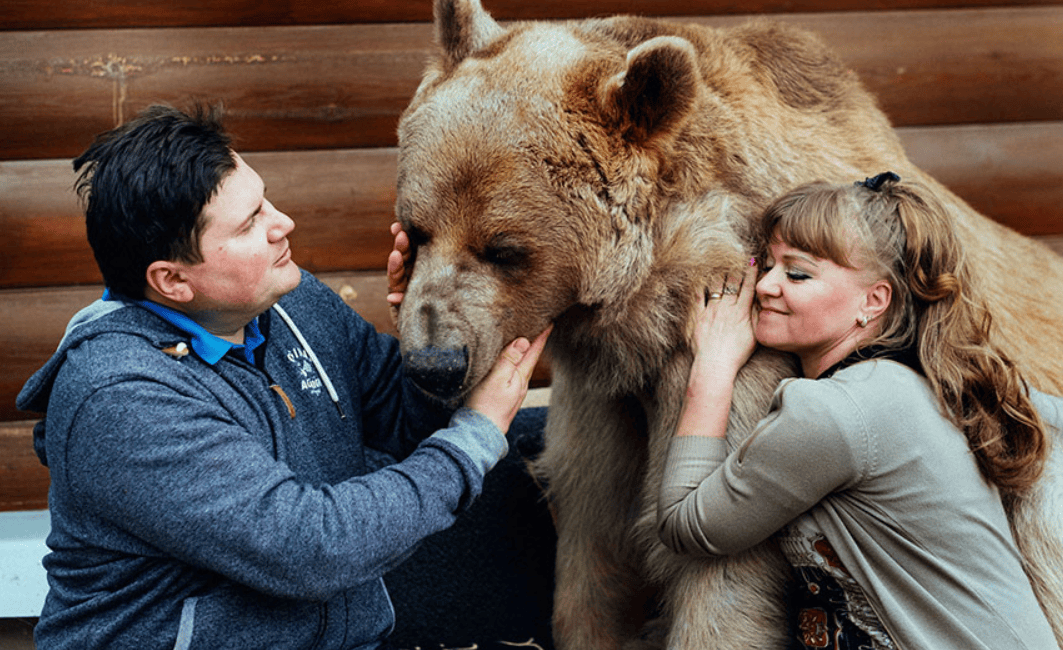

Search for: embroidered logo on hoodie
xmin=286 ymin=347 xmax=323 ymax=396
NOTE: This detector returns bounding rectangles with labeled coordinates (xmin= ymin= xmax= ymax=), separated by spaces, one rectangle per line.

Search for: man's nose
xmin=266 ymin=203 xmax=295 ymax=238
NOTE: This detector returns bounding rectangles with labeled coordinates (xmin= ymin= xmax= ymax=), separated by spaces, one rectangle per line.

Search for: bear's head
xmin=393 ymin=0 xmax=904 ymax=400
xmin=394 ymin=0 xmax=716 ymax=399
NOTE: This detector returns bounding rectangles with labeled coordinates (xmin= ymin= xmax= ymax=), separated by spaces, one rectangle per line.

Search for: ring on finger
xmin=708 ymin=292 xmax=723 ymax=301
xmin=723 ymin=286 xmax=739 ymax=295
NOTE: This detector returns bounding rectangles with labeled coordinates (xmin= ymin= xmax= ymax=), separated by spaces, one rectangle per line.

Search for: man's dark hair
xmin=73 ymin=103 xmax=236 ymax=299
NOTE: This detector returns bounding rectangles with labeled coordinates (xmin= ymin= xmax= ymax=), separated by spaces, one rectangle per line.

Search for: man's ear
xmin=145 ymin=260 xmax=194 ymax=304
xmin=864 ymin=279 xmax=892 ymax=321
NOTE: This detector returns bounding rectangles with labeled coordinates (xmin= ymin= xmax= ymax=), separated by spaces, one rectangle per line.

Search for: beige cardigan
xmin=658 ymin=359 xmax=1057 ymax=649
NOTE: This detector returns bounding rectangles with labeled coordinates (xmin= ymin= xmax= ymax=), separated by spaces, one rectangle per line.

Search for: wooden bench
xmin=2 ymin=0 xmax=1061 ymax=633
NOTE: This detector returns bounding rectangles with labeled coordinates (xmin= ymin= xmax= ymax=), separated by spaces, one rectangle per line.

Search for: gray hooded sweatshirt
xmin=17 ymin=270 xmax=508 ymax=650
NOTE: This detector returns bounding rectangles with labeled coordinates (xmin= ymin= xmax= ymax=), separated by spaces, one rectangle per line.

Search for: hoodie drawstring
xmin=271 ymin=304 xmax=346 ymax=419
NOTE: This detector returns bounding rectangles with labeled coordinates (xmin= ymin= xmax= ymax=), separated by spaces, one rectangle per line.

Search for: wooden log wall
xmin=2 ymin=0 xmax=1062 ymax=511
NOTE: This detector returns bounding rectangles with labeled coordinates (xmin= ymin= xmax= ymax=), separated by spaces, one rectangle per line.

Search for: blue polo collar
xmin=103 ymin=288 xmax=265 ymax=365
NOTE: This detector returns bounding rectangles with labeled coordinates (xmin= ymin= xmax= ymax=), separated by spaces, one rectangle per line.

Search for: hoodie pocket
xmin=173 ymin=584 xmax=326 ymax=650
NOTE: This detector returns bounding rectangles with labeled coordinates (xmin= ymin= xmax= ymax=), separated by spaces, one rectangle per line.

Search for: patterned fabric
xmin=779 ymin=518 xmax=894 ymax=650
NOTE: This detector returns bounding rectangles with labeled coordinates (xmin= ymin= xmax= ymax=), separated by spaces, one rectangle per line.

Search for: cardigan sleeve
xmin=657 ymin=377 xmax=872 ymax=556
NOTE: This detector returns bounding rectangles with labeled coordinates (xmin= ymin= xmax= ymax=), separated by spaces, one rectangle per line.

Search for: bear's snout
xmin=403 ymin=346 xmax=470 ymax=400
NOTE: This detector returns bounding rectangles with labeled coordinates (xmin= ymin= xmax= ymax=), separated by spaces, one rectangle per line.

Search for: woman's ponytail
xmin=886 ymin=179 xmax=1047 ymax=493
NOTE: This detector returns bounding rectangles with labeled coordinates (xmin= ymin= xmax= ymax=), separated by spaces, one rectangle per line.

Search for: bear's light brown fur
xmin=394 ymin=1 xmax=1063 ymax=647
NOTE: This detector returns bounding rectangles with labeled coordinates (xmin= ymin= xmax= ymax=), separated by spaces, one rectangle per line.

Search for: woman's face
xmin=755 ymin=238 xmax=889 ymax=378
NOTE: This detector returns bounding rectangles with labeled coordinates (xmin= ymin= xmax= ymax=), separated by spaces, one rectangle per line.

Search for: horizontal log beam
xmin=0 ymin=380 xmax=547 ymax=513
xmin=0 ymin=225 xmax=1056 ymax=424
xmin=897 ymin=122 xmax=1063 ymax=238
xmin=3 ymin=121 xmax=1061 ymax=290
xmin=0 ymin=421 xmax=50 ymax=512
xmin=1 ymin=7 xmax=1061 ymax=160
xmin=4 ymin=0 xmax=1060 ymax=30
xmin=0 ymin=384 xmax=554 ymax=512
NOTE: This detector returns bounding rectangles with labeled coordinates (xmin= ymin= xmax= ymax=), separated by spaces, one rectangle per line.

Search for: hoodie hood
xmin=17 ymin=284 xmax=346 ymax=468
xmin=16 ymin=297 xmax=187 ymax=466
xmin=18 ymin=299 xmax=136 ymax=414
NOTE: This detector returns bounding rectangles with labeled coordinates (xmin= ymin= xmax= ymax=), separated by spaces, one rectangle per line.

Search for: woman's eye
xmin=786 ymin=269 xmax=810 ymax=281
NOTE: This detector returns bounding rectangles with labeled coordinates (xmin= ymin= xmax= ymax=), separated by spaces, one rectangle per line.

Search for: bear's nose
xmin=403 ymin=346 xmax=470 ymax=400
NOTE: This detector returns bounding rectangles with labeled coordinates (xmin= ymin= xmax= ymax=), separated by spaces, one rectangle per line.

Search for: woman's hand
xmin=675 ymin=262 xmax=757 ymax=439
xmin=466 ymin=327 xmax=552 ymax=435
xmin=690 ymin=261 xmax=759 ymax=381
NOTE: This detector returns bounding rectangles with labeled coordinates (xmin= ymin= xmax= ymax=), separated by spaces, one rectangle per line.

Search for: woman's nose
xmin=756 ymin=267 xmax=780 ymax=297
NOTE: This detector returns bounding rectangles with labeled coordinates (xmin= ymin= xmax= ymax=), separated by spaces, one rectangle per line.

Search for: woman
xmin=657 ymin=173 xmax=1058 ymax=649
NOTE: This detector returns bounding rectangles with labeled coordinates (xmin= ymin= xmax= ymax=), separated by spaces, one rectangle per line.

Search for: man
xmin=17 ymin=104 xmax=549 ymax=649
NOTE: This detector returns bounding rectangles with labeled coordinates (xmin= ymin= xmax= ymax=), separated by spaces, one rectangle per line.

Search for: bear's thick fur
xmin=393 ymin=1 xmax=1063 ymax=647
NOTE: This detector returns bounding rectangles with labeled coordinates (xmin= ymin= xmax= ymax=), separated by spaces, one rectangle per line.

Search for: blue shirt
xmin=102 ymin=288 xmax=264 ymax=365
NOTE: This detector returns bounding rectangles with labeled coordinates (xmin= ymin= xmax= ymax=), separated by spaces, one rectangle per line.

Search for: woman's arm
xmin=659 ymin=376 xmax=865 ymax=556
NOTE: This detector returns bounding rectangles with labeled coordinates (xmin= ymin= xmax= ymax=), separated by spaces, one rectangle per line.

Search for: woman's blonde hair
xmin=757 ymin=174 xmax=1047 ymax=494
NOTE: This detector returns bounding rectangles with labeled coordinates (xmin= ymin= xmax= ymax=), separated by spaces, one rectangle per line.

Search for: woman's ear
xmin=145 ymin=260 xmax=194 ymax=304
xmin=864 ymin=279 xmax=892 ymax=321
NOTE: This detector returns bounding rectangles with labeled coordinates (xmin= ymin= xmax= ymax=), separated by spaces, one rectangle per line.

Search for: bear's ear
xmin=434 ymin=0 xmax=505 ymax=68
xmin=599 ymin=36 xmax=700 ymax=145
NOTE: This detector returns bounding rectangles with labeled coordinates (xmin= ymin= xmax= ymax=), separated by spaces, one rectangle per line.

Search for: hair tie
xmin=857 ymin=171 xmax=900 ymax=191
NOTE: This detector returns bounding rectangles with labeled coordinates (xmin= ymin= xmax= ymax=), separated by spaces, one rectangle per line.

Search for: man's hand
xmin=466 ymin=327 xmax=552 ymax=435
xmin=386 ymin=222 xmax=411 ymax=324
xmin=386 ymin=221 xmax=411 ymax=305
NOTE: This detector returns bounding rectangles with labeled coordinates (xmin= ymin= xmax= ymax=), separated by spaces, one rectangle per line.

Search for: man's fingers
xmin=387 ymin=250 xmax=408 ymax=294
xmin=386 ymin=224 xmax=409 ymax=307
xmin=390 ymin=222 xmax=410 ymax=251
xmin=498 ymin=326 xmax=552 ymax=387
xmin=515 ymin=327 xmax=551 ymax=379
xmin=503 ymin=338 xmax=531 ymax=366
xmin=387 ymin=249 xmax=401 ymax=276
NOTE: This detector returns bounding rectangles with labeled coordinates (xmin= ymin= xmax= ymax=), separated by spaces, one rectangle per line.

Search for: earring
xmin=857 ymin=315 xmax=870 ymax=328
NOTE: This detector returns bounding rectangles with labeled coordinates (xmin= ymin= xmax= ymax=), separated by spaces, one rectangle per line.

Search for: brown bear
xmin=392 ymin=1 xmax=1063 ymax=648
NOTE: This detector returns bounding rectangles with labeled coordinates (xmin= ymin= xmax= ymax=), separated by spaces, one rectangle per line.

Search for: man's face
xmin=179 ymin=154 xmax=301 ymax=328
